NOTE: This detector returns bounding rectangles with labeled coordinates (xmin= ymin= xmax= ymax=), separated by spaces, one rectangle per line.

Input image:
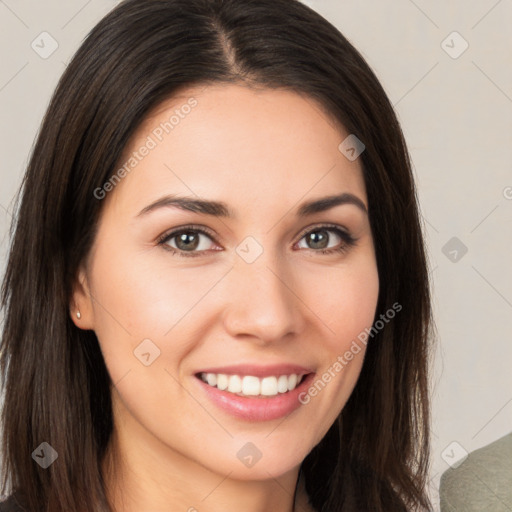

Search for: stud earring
xmin=76 ymin=310 xmax=81 ymax=319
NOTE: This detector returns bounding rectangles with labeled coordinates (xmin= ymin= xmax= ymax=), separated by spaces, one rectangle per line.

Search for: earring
xmin=76 ymin=310 xmax=81 ymax=319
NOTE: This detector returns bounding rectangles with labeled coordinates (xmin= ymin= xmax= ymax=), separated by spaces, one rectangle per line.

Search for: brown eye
xmin=158 ymin=224 xmax=357 ymax=258
xmin=158 ymin=226 xmax=218 ymax=257
xmin=172 ymin=231 xmax=202 ymax=251
xmin=302 ymin=229 xmax=332 ymax=250
xmin=296 ymin=225 xmax=357 ymax=255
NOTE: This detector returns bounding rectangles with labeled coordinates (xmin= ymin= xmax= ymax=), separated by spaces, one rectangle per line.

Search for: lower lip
xmin=195 ymin=373 xmax=315 ymax=422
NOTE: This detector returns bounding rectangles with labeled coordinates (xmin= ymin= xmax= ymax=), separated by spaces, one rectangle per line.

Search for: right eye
xmin=157 ymin=226 xmax=220 ymax=257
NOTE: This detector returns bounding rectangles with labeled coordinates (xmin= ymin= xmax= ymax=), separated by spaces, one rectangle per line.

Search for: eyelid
xmin=157 ymin=222 xmax=356 ymax=256
xmin=295 ymin=222 xmax=352 ymax=241
xmin=156 ymin=223 xmax=218 ymax=245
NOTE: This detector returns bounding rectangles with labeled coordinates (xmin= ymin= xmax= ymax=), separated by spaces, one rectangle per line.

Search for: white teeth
xmin=227 ymin=375 xmax=242 ymax=393
xmin=277 ymin=375 xmax=289 ymax=393
xmin=216 ymin=374 xmax=228 ymax=391
xmin=242 ymin=376 xmax=260 ymax=396
xmin=260 ymin=376 xmax=278 ymax=396
xmin=200 ymin=372 xmax=305 ymax=397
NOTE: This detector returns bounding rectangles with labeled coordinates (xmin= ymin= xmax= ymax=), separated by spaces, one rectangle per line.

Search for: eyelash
xmin=157 ymin=223 xmax=358 ymax=258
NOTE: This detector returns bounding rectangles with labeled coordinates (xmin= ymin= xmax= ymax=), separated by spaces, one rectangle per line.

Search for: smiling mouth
xmin=197 ymin=372 xmax=308 ymax=398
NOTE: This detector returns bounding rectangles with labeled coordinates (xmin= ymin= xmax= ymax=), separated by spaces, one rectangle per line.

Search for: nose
xmin=220 ymin=250 xmax=305 ymax=345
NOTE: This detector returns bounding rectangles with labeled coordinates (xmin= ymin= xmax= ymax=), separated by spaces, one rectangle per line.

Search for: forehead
xmin=106 ymin=84 xmax=367 ymax=215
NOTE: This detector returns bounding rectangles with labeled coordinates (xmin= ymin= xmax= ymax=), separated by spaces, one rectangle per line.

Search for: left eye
xmin=158 ymin=225 xmax=356 ymax=257
xmin=296 ymin=227 xmax=344 ymax=251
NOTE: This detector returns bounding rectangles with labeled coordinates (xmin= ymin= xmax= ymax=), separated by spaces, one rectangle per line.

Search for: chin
xmin=194 ymin=435 xmax=312 ymax=481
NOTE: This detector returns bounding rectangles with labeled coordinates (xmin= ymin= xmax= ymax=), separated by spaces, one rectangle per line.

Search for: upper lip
xmin=195 ymin=364 xmax=315 ymax=378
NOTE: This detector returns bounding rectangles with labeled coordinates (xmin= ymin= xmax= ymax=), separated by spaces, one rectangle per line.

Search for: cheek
xmin=87 ymin=238 xmax=228 ymax=369
xmin=295 ymin=252 xmax=379 ymax=427
xmin=303 ymin=256 xmax=380 ymax=351
xmin=90 ymin=233 xmax=379 ymax=344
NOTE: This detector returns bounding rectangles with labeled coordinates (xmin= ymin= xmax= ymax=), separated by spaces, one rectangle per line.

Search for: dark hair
xmin=0 ymin=0 xmax=433 ymax=510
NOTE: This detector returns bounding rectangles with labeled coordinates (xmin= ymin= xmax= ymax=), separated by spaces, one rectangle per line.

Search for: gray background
xmin=1 ymin=0 xmax=511 ymax=509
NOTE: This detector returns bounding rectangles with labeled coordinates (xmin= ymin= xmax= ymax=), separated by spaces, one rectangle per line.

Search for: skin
xmin=71 ymin=84 xmax=379 ymax=512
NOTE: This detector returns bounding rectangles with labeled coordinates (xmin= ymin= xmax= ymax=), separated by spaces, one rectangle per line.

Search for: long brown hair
xmin=0 ymin=0 xmax=433 ymax=510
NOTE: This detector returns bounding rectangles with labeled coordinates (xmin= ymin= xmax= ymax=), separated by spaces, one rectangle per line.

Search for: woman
xmin=0 ymin=0 xmax=433 ymax=510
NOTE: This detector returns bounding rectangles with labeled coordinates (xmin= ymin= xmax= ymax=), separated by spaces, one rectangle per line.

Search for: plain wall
xmin=1 ymin=1 xmax=511 ymax=509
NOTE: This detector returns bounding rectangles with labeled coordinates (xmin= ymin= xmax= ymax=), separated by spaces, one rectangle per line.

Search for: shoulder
xmin=0 ymin=493 xmax=27 ymax=512
xmin=439 ymin=431 xmax=512 ymax=511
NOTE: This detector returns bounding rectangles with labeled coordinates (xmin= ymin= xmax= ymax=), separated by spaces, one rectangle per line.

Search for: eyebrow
xmin=136 ymin=192 xmax=368 ymax=218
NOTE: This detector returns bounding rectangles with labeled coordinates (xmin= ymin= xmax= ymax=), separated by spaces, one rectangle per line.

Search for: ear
xmin=70 ymin=265 xmax=95 ymax=330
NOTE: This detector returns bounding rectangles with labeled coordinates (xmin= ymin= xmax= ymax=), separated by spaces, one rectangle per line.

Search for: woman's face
xmin=73 ymin=84 xmax=379 ymax=481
